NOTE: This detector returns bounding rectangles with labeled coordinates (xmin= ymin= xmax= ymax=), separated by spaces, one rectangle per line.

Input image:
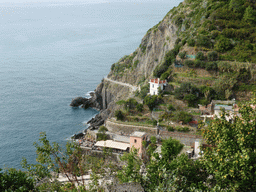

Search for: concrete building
xmin=149 ymin=78 xmax=167 ymax=95
xmin=198 ymin=99 xmax=239 ymax=121
xmin=95 ymin=140 xmax=130 ymax=153
xmin=130 ymin=131 xmax=147 ymax=155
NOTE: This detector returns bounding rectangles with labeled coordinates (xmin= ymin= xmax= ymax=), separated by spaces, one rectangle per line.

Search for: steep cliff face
xmin=90 ymin=79 xmax=134 ymax=121
xmin=90 ymin=0 xmax=256 ymax=124
xmin=107 ymin=13 xmax=179 ymax=85
xmin=89 ymin=11 xmax=180 ymax=122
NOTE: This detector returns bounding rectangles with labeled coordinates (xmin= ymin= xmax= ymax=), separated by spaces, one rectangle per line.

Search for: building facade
xmin=149 ymin=78 xmax=167 ymax=95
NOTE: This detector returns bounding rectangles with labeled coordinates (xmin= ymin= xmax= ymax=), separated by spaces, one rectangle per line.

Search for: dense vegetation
xmin=1 ymin=97 xmax=256 ymax=191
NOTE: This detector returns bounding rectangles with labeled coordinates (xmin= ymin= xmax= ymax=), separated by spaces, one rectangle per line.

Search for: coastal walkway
xmin=103 ymin=77 xmax=138 ymax=92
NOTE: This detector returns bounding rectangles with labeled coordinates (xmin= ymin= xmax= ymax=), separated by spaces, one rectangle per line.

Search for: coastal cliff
xmin=81 ymin=0 xmax=256 ymax=128
xmin=87 ymin=10 xmax=180 ymax=126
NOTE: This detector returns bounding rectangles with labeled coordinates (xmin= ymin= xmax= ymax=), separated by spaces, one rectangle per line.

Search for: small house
xmin=130 ymin=131 xmax=147 ymax=156
xmin=149 ymin=78 xmax=167 ymax=95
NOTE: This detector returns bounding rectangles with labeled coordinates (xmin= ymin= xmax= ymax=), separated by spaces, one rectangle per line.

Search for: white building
xmin=149 ymin=78 xmax=167 ymax=95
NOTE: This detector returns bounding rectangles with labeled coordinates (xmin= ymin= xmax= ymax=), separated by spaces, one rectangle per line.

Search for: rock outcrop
xmin=70 ymin=97 xmax=91 ymax=108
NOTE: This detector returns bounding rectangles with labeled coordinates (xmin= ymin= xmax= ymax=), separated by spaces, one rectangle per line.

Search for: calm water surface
xmin=0 ymin=0 xmax=182 ymax=169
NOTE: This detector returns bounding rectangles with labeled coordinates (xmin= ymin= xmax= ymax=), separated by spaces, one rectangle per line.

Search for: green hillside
xmin=150 ymin=0 xmax=256 ymax=101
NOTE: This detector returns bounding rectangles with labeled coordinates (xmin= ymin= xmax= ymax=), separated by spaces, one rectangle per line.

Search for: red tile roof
xmin=150 ymin=78 xmax=167 ymax=84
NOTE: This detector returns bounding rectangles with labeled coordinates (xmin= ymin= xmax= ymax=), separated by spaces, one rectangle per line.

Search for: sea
xmin=0 ymin=0 xmax=182 ymax=169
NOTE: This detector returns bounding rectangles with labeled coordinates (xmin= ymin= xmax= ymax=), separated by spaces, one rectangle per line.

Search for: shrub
xmin=152 ymin=120 xmax=158 ymax=126
xmin=111 ymin=63 xmax=115 ymax=71
xmin=174 ymin=16 xmax=183 ymax=27
xmin=160 ymin=71 xmax=171 ymax=80
xmin=178 ymin=51 xmax=187 ymax=59
xmin=136 ymin=103 xmax=143 ymax=112
xmin=196 ymin=35 xmax=211 ymax=48
xmin=181 ymin=38 xmax=187 ymax=45
xmin=174 ymin=82 xmax=198 ymax=100
xmin=144 ymin=95 xmax=158 ymax=111
xmin=167 ymin=104 xmax=175 ymax=111
xmin=175 ymin=38 xmax=181 ymax=45
xmin=194 ymin=60 xmax=204 ymax=68
xmin=133 ymin=60 xmax=139 ymax=68
xmin=214 ymin=36 xmax=232 ymax=52
xmin=115 ymin=110 xmax=124 ymax=121
xmin=205 ymin=62 xmax=218 ymax=71
xmin=176 ymin=126 xmax=190 ymax=132
xmin=184 ymin=93 xmax=198 ymax=107
xmin=184 ymin=60 xmax=195 ymax=68
xmin=207 ymin=51 xmax=218 ymax=61
xmin=187 ymin=38 xmax=195 ymax=46
xmin=175 ymin=111 xmax=193 ymax=124
xmin=99 ymin=126 xmax=108 ymax=133
xmin=97 ymin=133 xmax=108 ymax=141
xmin=167 ymin=126 xmax=175 ymax=132
xmin=153 ymin=64 xmax=169 ymax=78
xmin=139 ymin=84 xmax=150 ymax=99
xmin=198 ymin=98 xmax=209 ymax=106
xmin=195 ymin=52 xmax=205 ymax=60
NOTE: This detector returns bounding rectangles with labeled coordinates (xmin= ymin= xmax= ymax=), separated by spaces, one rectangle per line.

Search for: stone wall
xmin=159 ymin=130 xmax=203 ymax=146
xmin=106 ymin=120 xmax=203 ymax=146
xmin=105 ymin=120 xmax=157 ymax=136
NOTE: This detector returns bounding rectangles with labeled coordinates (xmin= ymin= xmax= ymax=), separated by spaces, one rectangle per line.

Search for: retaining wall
xmin=105 ymin=120 xmax=157 ymax=136
xmin=105 ymin=120 xmax=203 ymax=146
xmin=159 ymin=130 xmax=203 ymax=146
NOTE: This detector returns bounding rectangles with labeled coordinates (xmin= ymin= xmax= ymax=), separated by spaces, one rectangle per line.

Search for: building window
xmin=134 ymin=139 xmax=137 ymax=143
xmin=152 ymin=84 xmax=154 ymax=88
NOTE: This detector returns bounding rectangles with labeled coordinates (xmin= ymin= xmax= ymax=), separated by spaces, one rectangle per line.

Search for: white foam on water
xmin=85 ymin=91 xmax=94 ymax=98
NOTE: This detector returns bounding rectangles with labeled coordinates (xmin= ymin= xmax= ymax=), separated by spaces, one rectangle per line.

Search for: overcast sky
xmin=0 ymin=0 xmax=85 ymax=3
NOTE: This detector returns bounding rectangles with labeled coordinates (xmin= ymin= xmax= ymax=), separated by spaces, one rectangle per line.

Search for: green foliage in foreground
xmin=2 ymin=96 xmax=256 ymax=191
xmin=0 ymin=168 xmax=35 ymax=192
xmin=201 ymin=98 xmax=256 ymax=191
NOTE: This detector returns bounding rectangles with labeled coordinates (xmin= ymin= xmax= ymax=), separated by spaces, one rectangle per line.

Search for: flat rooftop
xmin=130 ymin=131 xmax=146 ymax=138
xmin=95 ymin=140 xmax=130 ymax=151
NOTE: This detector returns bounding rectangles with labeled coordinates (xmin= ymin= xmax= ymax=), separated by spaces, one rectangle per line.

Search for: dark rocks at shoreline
xmin=87 ymin=114 xmax=104 ymax=129
xmin=70 ymin=97 xmax=91 ymax=108
xmin=71 ymin=132 xmax=84 ymax=139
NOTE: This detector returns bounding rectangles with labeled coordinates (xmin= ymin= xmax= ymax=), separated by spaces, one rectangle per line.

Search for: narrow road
xmin=104 ymin=77 xmax=138 ymax=92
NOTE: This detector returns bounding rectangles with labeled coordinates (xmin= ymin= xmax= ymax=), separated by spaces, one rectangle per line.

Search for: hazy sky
xmin=0 ymin=0 xmax=88 ymax=3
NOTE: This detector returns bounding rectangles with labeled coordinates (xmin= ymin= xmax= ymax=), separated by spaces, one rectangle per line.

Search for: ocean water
xmin=0 ymin=0 xmax=182 ymax=169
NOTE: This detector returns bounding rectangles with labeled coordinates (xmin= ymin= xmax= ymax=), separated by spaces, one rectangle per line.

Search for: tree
xmin=115 ymin=110 xmax=124 ymax=121
xmin=21 ymin=132 xmax=113 ymax=191
xmin=97 ymin=125 xmax=108 ymax=141
xmin=229 ymin=0 xmax=245 ymax=12
xmin=214 ymin=36 xmax=232 ymax=53
xmin=207 ymin=51 xmax=218 ymax=61
xmin=196 ymin=51 xmax=205 ymax=61
xmin=184 ymin=93 xmax=197 ymax=107
xmin=21 ymin=132 xmax=88 ymax=188
xmin=178 ymin=51 xmax=186 ymax=59
xmin=243 ymin=6 xmax=256 ymax=24
xmin=98 ymin=125 xmax=108 ymax=133
xmin=143 ymin=137 xmax=184 ymax=191
xmin=136 ymin=103 xmax=144 ymax=112
xmin=0 ymin=168 xmax=35 ymax=192
xmin=153 ymin=154 xmax=209 ymax=191
xmin=175 ymin=111 xmax=193 ymax=124
xmin=174 ymin=82 xmax=198 ymax=100
xmin=117 ymin=148 xmax=142 ymax=184
xmin=167 ymin=104 xmax=175 ymax=111
xmin=201 ymin=97 xmax=256 ymax=191
xmin=144 ymin=95 xmax=158 ymax=111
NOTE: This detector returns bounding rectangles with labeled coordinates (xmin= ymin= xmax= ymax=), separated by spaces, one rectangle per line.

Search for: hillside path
xmin=103 ymin=77 xmax=138 ymax=92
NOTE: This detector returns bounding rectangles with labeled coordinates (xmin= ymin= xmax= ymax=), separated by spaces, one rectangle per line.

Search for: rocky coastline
xmin=70 ymin=87 xmax=109 ymax=139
